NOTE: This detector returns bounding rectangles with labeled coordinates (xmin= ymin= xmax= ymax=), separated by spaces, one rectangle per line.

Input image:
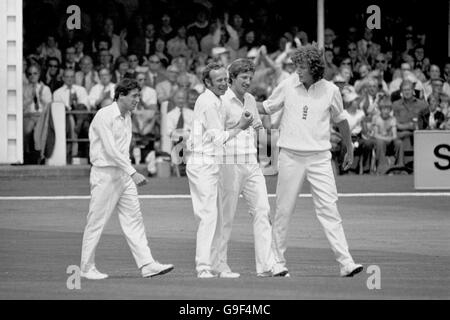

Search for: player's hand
xmin=131 ymin=172 xmax=148 ymax=186
xmin=342 ymin=146 xmax=354 ymax=171
xmin=252 ymin=119 xmax=264 ymax=130
xmin=238 ymin=111 xmax=253 ymax=130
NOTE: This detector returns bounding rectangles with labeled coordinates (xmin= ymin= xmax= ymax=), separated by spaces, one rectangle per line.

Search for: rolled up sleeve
xmin=330 ymin=86 xmax=347 ymax=123
xmin=262 ymin=82 xmax=285 ymax=115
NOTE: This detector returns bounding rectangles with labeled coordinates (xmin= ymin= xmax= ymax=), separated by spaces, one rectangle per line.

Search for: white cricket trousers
xmin=272 ymin=149 xmax=355 ymax=268
xmin=80 ymin=166 xmax=155 ymax=272
xmin=186 ymin=160 xmax=221 ymax=273
xmin=215 ymin=163 xmax=275 ymax=274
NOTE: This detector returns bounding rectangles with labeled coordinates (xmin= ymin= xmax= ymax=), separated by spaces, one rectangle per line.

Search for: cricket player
xmin=185 ymin=62 xmax=253 ymax=278
xmin=257 ymin=45 xmax=363 ymax=277
xmin=214 ymin=58 xmax=282 ymax=277
xmin=80 ymin=78 xmax=174 ymax=279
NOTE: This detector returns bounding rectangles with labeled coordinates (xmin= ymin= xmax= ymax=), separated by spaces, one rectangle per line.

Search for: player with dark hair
xmin=80 ymin=78 xmax=174 ymax=279
xmin=257 ymin=45 xmax=363 ymax=277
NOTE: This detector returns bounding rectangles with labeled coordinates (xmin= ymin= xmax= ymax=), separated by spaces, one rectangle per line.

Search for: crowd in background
xmin=22 ymin=0 xmax=450 ymax=175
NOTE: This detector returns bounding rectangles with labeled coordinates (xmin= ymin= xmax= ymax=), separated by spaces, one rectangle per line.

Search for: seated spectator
xmin=342 ymin=87 xmax=375 ymax=174
xmin=418 ymin=94 xmax=445 ymax=130
xmin=63 ymin=46 xmax=80 ymax=72
xmin=324 ymin=28 xmax=340 ymax=57
xmin=374 ymin=53 xmax=393 ymax=84
xmin=412 ymin=45 xmax=431 ymax=75
xmin=96 ymin=49 xmax=114 ymax=73
xmin=88 ymin=68 xmax=116 ymax=110
xmin=166 ymin=89 xmax=194 ymax=142
xmin=389 ymin=63 xmax=424 ymax=96
xmin=129 ymin=22 xmax=156 ymax=59
xmin=354 ymin=63 xmax=371 ymax=93
xmin=423 ymin=65 xmax=450 ymax=100
xmin=53 ymin=69 xmax=90 ymax=160
xmin=145 ymin=54 xmax=168 ymax=88
xmin=392 ymin=79 xmax=427 ymax=149
xmin=324 ymin=49 xmax=339 ymax=81
xmin=126 ymin=53 xmax=145 ymax=78
xmin=187 ymin=89 xmax=200 ymax=109
xmin=43 ymin=57 xmax=64 ymax=93
xmin=73 ymin=37 xmax=86 ymax=64
xmin=339 ymin=58 xmax=355 ymax=84
xmin=153 ymin=37 xmax=170 ymax=67
xmin=346 ymin=42 xmax=365 ymax=77
xmin=439 ymin=93 xmax=449 ymax=117
xmin=390 ymin=70 xmax=425 ymax=102
xmin=200 ymin=22 xmax=218 ymax=57
xmin=136 ymin=72 xmax=158 ymax=111
xmin=111 ymin=56 xmax=129 ymax=84
xmin=156 ymin=64 xmax=180 ymax=103
xmin=237 ymin=30 xmax=258 ymax=59
xmin=75 ymin=56 xmax=100 ymax=93
xmin=172 ymin=56 xmax=202 ymax=89
xmin=358 ymin=77 xmax=384 ymax=120
xmin=159 ymin=13 xmax=176 ymax=42
xmin=23 ymin=64 xmax=52 ymax=164
xmin=372 ymin=99 xmax=404 ymax=174
xmin=187 ymin=9 xmax=210 ymax=43
xmin=167 ymin=24 xmax=189 ymax=59
xmin=102 ymin=17 xmax=128 ymax=61
xmin=37 ymin=34 xmax=62 ymax=64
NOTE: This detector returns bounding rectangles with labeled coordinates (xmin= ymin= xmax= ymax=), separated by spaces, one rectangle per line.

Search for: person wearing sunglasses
xmin=44 ymin=57 xmax=64 ymax=93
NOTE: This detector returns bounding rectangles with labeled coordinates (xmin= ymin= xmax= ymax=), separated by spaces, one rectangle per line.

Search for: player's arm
xmin=331 ymin=87 xmax=353 ymax=170
xmin=256 ymin=81 xmax=285 ymax=115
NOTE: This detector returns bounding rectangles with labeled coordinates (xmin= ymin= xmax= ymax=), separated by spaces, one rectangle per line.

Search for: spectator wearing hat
xmin=418 ymin=94 xmax=446 ymax=130
xmin=342 ymin=87 xmax=375 ymax=174
xmin=372 ymin=98 xmax=404 ymax=174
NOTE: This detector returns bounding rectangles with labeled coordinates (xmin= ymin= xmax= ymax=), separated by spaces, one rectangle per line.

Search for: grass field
xmin=0 ymin=174 xmax=449 ymax=299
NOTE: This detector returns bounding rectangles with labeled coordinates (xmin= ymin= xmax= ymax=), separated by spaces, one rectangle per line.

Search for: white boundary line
xmin=0 ymin=192 xmax=449 ymax=200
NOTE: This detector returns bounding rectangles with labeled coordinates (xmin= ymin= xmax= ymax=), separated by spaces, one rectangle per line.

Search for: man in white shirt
xmin=166 ymin=89 xmax=194 ymax=141
xmin=186 ymin=62 xmax=253 ymax=278
xmin=215 ymin=59 xmax=278 ymax=278
xmin=257 ymin=45 xmax=363 ymax=277
xmin=80 ymin=78 xmax=174 ymax=280
xmin=88 ymin=68 xmax=116 ymax=110
xmin=53 ymin=69 xmax=90 ymax=160
xmin=75 ymin=56 xmax=99 ymax=93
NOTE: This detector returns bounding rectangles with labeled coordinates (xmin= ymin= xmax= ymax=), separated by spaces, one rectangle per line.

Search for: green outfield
xmin=0 ymin=174 xmax=449 ymax=299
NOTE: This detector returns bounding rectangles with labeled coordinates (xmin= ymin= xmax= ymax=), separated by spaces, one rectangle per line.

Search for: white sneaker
xmin=340 ymin=263 xmax=363 ymax=277
xmin=197 ymin=270 xmax=218 ymax=278
xmin=272 ymin=263 xmax=290 ymax=277
xmin=80 ymin=267 xmax=108 ymax=280
xmin=257 ymin=271 xmax=273 ymax=277
xmin=141 ymin=261 xmax=174 ymax=278
xmin=218 ymin=271 xmax=240 ymax=278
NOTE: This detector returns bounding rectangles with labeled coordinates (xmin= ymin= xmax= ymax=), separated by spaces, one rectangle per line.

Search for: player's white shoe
xmin=80 ymin=267 xmax=108 ymax=280
xmin=218 ymin=271 xmax=240 ymax=278
xmin=272 ymin=263 xmax=290 ymax=277
xmin=197 ymin=270 xmax=218 ymax=278
xmin=257 ymin=271 xmax=273 ymax=277
xmin=141 ymin=261 xmax=174 ymax=278
xmin=340 ymin=263 xmax=363 ymax=277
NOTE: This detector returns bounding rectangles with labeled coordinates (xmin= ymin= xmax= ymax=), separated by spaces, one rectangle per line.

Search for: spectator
xmin=358 ymin=77 xmax=384 ymax=120
xmin=145 ymin=54 xmax=168 ymax=89
xmin=424 ymin=65 xmax=450 ymax=100
xmin=237 ymin=30 xmax=258 ymax=59
xmin=212 ymin=15 xmax=240 ymax=61
xmin=346 ymin=42 xmax=364 ymax=77
xmin=102 ymin=17 xmax=128 ymax=61
xmin=390 ymin=67 xmax=425 ymax=100
xmin=187 ymin=9 xmax=210 ymax=42
xmin=187 ymin=88 xmax=200 ymax=109
xmin=52 ymin=69 xmax=90 ymax=160
xmin=342 ymin=87 xmax=375 ymax=174
xmin=156 ymin=64 xmax=180 ymax=103
xmin=158 ymin=13 xmax=176 ymax=41
xmin=443 ymin=58 xmax=450 ymax=83
xmin=88 ymin=68 xmax=116 ymax=110
xmin=172 ymin=56 xmax=202 ymax=89
xmin=167 ymin=24 xmax=189 ymax=59
xmin=269 ymin=36 xmax=288 ymax=61
xmin=357 ymin=28 xmax=375 ymax=59
xmin=372 ymin=98 xmax=404 ymax=174
xmin=126 ymin=53 xmax=141 ymax=79
xmin=23 ymin=64 xmax=52 ymax=164
xmin=324 ymin=49 xmax=339 ymax=81
xmin=200 ymin=22 xmax=218 ymax=56
xmin=418 ymin=94 xmax=445 ymax=130
xmin=37 ymin=34 xmax=62 ymax=64
xmin=43 ymin=57 xmax=64 ymax=93
xmin=324 ymin=28 xmax=340 ymax=56
xmin=136 ymin=72 xmax=158 ymax=111
xmin=63 ymin=46 xmax=80 ymax=71
xmin=439 ymin=93 xmax=449 ymax=117
xmin=73 ymin=37 xmax=86 ymax=65
xmin=97 ymin=49 xmax=114 ymax=73
xmin=392 ymin=79 xmax=427 ymax=149
xmin=354 ymin=63 xmax=371 ymax=93
xmin=75 ymin=56 xmax=100 ymax=93
xmin=339 ymin=58 xmax=355 ymax=84
xmin=111 ymin=56 xmax=129 ymax=83
xmin=412 ymin=45 xmax=430 ymax=75
xmin=130 ymin=22 xmax=156 ymax=59
xmin=166 ymin=88 xmax=194 ymax=142
xmin=153 ymin=37 xmax=170 ymax=67
xmin=374 ymin=53 xmax=392 ymax=83
xmin=230 ymin=13 xmax=245 ymax=42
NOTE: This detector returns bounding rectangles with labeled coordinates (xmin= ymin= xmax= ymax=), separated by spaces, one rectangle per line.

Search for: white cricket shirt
xmin=89 ymin=102 xmax=136 ymax=176
xmin=262 ymin=74 xmax=346 ymax=152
